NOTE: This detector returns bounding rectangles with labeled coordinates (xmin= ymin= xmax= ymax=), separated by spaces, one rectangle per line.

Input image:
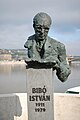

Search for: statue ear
xmin=33 ymin=24 xmax=35 ymax=28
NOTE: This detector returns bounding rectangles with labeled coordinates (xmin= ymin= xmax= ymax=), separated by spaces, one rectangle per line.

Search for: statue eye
xmin=36 ymin=26 xmax=42 ymax=30
xmin=44 ymin=27 xmax=49 ymax=31
xmin=45 ymin=27 xmax=49 ymax=30
xmin=37 ymin=27 xmax=41 ymax=29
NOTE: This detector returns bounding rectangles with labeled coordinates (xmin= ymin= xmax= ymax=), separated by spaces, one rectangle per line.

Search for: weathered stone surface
xmin=0 ymin=94 xmax=22 ymax=120
xmin=54 ymin=93 xmax=80 ymax=120
xmin=15 ymin=93 xmax=27 ymax=120
xmin=26 ymin=68 xmax=54 ymax=120
xmin=0 ymin=93 xmax=80 ymax=120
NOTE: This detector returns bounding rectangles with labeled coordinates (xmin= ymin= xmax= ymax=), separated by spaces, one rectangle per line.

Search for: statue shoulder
xmin=28 ymin=34 xmax=35 ymax=40
xmin=56 ymin=40 xmax=66 ymax=54
xmin=58 ymin=41 xmax=65 ymax=51
xmin=47 ymin=36 xmax=62 ymax=46
xmin=24 ymin=34 xmax=35 ymax=48
xmin=48 ymin=36 xmax=65 ymax=51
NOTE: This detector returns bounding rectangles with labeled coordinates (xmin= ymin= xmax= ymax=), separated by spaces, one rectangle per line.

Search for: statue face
xmin=34 ymin=21 xmax=50 ymax=40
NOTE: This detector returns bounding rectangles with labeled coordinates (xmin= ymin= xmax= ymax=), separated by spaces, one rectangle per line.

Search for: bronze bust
xmin=24 ymin=12 xmax=71 ymax=82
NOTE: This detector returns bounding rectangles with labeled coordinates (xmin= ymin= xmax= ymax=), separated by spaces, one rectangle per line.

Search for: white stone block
xmin=26 ymin=68 xmax=54 ymax=120
xmin=0 ymin=94 xmax=22 ymax=120
xmin=54 ymin=93 xmax=80 ymax=120
xmin=0 ymin=94 xmax=16 ymax=120
xmin=15 ymin=93 xmax=28 ymax=120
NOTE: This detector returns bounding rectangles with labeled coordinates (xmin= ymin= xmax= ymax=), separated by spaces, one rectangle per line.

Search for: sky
xmin=0 ymin=0 xmax=80 ymax=55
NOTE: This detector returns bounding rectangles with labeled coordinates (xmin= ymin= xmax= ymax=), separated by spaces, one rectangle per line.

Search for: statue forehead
xmin=33 ymin=12 xmax=52 ymax=27
xmin=35 ymin=19 xmax=50 ymax=27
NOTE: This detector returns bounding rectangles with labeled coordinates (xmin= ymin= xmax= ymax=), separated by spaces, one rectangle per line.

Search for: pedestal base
xmin=26 ymin=68 xmax=54 ymax=120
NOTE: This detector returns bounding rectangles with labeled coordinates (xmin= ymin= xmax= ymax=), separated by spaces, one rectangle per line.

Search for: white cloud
xmin=65 ymin=40 xmax=80 ymax=56
xmin=0 ymin=0 xmax=80 ymax=55
xmin=0 ymin=24 xmax=34 ymax=49
xmin=0 ymin=0 xmax=80 ymax=26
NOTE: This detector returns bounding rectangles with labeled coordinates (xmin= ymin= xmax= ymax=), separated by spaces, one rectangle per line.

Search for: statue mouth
xmin=38 ymin=35 xmax=46 ymax=39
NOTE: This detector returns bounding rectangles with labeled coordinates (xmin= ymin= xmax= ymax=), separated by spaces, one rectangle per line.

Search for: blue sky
xmin=0 ymin=0 xmax=80 ymax=55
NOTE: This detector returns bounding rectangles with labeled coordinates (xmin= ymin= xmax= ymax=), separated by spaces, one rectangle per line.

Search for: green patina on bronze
xmin=24 ymin=12 xmax=71 ymax=82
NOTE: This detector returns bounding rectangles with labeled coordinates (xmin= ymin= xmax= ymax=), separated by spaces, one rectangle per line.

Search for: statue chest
xmin=32 ymin=40 xmax=58 ymax=59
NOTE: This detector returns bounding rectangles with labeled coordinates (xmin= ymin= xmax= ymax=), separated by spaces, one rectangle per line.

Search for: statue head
xmin=33 ymin=12 xmax=52 ymax=40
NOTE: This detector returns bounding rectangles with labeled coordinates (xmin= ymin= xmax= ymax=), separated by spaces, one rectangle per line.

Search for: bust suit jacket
xmin=24 ymin=34 xmax=71 ymax=82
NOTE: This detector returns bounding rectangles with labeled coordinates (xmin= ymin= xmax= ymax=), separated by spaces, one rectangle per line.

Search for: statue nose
xmin=41 ymin=28 xmax=44 ymax=34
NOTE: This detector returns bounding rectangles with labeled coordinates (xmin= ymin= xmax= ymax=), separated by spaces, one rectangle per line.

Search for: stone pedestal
xmin=26 ymin=68 xmax=54 ymax=120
